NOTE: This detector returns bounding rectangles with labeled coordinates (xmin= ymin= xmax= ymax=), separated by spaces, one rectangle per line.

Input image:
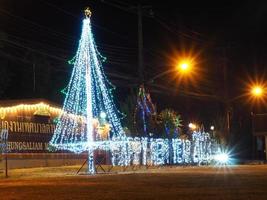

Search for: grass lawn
xmin=0 ymin=165 xmax=267 ymax=200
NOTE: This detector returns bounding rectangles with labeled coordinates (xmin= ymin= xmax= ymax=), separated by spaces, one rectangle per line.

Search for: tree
xmin=50 ymin=8 xmax=125 ymax=174
xmin=157 ymin=109 xmax=183 ymax=139
xmin=119 ymin=93 xmax=136 ymax=136
xmin=134 ymin=84 xmax=157 ymax=137
xmin=211 ymin=115 xmax=228 ymax=145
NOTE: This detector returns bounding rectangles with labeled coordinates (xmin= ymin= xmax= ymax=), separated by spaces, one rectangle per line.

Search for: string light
xmin=0 ymin=102 xmax=62 ymax=118
xmin=134 ymin=85 xmax=156 ymax=136
xmin=49 ymin=9 xmax=127 ymax=173
xmin=49 ymin=8 xmax=221 ymax=173
xmin=192 ymin=131 xmax=212 ymax=164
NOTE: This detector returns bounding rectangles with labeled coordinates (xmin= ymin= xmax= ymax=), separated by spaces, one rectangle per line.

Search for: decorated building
xmin=252 ymin=113 xmax=267 ymax=160
xmin=0 ymin=99 xmax=112 ymax=153
xmin=0 ymin=99 xmax=61 ymax=153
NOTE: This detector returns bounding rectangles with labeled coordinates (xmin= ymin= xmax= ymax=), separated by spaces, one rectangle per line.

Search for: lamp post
xmin=251 ymin=85 xmax=264 ymax=99
xmin=224 ymin=83 xmax=265 ymax=159
xmin=207 ymin=82 xmax=266 ymax=150
xmin=226 ymin=84 xmax=264 ymax=117
xmin=249 ymin=84 xmax=265 ymax=160
xmin=189 ymin=122 xmax=197 ymax=130
xmin=147 ymin=59 xmax=193 ymax=84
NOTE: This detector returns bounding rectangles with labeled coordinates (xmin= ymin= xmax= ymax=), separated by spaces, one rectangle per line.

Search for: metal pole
xmin=33 ymin=63 xmax=36 ymax=93
xmin=84 ymin=8 xmax=95 ymax=174
xmin=4 ymin=136 xmax=8 ymax=178
xmin=88 ymin=149 xmax=95 ymax=174
xmin=5 ymin=153 xmax=7 ymax=178
xmin=251 ymin=112 xmax=256 ymax=159
xmin=76 ymin=158 xmax=88 ymax=175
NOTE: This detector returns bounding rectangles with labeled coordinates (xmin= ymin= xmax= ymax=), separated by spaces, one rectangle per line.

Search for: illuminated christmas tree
xmin=134 ymin=84 xmax=156 ymax=137
xmin=50 ymin=8 xmax=125 ymax=173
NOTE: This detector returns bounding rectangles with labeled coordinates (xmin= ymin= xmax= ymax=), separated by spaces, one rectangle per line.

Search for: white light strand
xmin=49 ymin=14 xmax=221 ymax=171
xmin=50 ymin=17 xmax=126 ymax=155
xmin=51 ymin=131 xmax=219 ymax=166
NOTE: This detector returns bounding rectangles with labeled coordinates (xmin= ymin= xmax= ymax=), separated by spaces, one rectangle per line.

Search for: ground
xmin=0 ymin=165 xmax=267 ymax=200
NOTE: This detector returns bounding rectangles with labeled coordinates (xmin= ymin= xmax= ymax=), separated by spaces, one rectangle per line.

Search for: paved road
xmin=0 ymin=165 xmax=267 ymax=200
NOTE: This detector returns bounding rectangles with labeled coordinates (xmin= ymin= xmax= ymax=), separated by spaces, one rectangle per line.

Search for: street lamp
xmin=251 ymin=85 xmax=263 ymax=98
xmin=227 ymin=83 xmax=265 ymax=103
xmin=176 ymin=59 xmax=193 ymax=75
xmin=180 ymin=63 xmax=189 ymax=70
xmin=189 ymin=122 xmax=197 ymax=130
xmin=148 ymin=57 xmax=194 ymax=84
xmin=247 ymin=83 xmax=265 ymax=158
xmin=246 ymin=83 xmax=266 ymax=104
xmin=223 ymin=82 xmax=266 ymax=159
xmin=210 ymin=125 xmax=215 ymax=131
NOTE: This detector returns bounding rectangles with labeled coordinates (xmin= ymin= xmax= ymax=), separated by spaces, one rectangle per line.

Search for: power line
xmin=153 ymin=15 xmax=206 ymax=43
xmin=1 ymin=2 xmax=223 ymax=95
xmin=0 ymin=7 xmax=137 ymax=51
xmin=3 ymin=30 xmax=139 ymax=64
xmin=0 ymin=8 xmax=75 ymax=43
xmin=37 ymin=0 xmax=131 ymax=41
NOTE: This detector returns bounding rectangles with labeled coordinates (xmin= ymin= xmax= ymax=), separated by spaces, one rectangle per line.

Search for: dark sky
xmin=1 ymin=0 xmax=267 ymax=126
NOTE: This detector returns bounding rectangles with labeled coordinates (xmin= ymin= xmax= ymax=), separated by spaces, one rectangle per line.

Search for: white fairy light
xmin=49 ymin=9 xmax=220 ymax=172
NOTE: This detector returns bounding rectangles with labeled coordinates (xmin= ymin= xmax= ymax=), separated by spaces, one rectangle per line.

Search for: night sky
xmin=1 ymin=0 xmax=267 ymax=143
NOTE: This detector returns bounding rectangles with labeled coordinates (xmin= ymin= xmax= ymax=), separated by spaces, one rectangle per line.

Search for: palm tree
xmin=157 ymin=109 xmax=183 ymax=139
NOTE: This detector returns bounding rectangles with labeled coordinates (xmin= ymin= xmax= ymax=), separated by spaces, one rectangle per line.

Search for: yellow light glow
xmin=251 ymin=86 xmax=263 ymax=97
xmin=0 ymin=102 xmax=62 ymax=119
xmin=0 ymin=102 xmax=92 ymax=122
xmin=188 ymin=122 xmax=197 ymax=130
xmin=177 ymin=60 xmax=192 ymax=74
xmin=175 ymin=57 xmax=196 ymax=77
xmin=180 ymin=63 xmax=189 ymax=70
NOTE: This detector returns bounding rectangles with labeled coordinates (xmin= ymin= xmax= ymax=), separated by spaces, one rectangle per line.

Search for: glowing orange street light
xmin=177 ymin=59 xmax=193 ymax=74
xmin=180 ymin=63 xmax=189 ymax=71
xmin=251 ymin=85 xmax=263 ymax=97
xmin=147 ymin=56 xmax=197 ymax=84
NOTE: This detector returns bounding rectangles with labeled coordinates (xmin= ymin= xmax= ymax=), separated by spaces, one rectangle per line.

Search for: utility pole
xmin=99 ymin=1 xmax=152 ymax=84
xmin=222 ymin=47 xmax=231 ymax=144
xmin=138 ymin=4 xmax=144 ymax=84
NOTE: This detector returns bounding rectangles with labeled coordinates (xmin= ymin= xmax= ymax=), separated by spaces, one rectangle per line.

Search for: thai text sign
xmin=0 ymin=120 xmax=55 ymax=153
